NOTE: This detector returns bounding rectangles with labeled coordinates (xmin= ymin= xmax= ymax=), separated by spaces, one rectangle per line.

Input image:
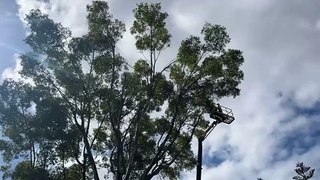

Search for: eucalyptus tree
xmin=0 ymin=79 xmax=80 ymax=179
xmin=0 ymin=1 xmax=244 ymax=180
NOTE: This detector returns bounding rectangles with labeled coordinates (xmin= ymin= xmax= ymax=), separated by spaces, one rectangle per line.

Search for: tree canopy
xmin=0 ymin=1 xmax=244 ymax=179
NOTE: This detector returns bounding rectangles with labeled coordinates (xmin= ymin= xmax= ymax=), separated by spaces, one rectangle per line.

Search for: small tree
xmin=292 ymin=162 xmax=315 ymax=180
xmin=257 ymin=162 xmax=316 ymax=180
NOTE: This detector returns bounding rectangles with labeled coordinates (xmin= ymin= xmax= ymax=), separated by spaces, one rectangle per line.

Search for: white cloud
xmin=1 ymin=54 xmax=22 ymax=81
xmin=167 ymin=0 xmax=320 ymax=179
xmin=1 ymin=54 xmax=34 ymax=86
xmin=16 ymin=0 xmax=90 ymax=36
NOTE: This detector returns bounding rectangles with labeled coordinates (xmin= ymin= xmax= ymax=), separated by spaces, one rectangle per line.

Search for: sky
xmin=1 ymin=0 xmax=320 ymax=179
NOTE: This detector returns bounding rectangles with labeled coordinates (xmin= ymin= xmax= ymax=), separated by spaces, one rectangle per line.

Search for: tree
xmin=11 ymin=161 xmax=51 ymax=180
xmin=0 ymin=1 xmax=244 ymax=180
xmin=292 ymin=162 xmax=315 ymax=180
xmin=257 ymin=162 xmax=316 ymax=180
xmin=0 ymin=80 xmax=81 ymax=179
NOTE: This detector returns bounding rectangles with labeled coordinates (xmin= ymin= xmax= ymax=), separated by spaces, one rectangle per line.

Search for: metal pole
xmin=83 ymin=153 xmax=87 ymax=180
xmin=196 ymin=137 xmax=203 ymax=180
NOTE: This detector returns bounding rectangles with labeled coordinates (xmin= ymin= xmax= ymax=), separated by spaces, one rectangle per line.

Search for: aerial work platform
xmin=198 ymin=102 xmax=236 ymax=180
xmin=203 ymin=102 xmax=235 ymax=139
xmin=209 ymin=103 xmax=235 ymax=124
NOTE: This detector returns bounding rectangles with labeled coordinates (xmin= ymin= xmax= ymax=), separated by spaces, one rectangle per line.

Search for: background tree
xmin=0 ymin=1 xmax=244 ymax=180
xmin=257 ymin=162 xmax=316 ymax=180
xmin=292 ymin=162 xmax=315 ymax=180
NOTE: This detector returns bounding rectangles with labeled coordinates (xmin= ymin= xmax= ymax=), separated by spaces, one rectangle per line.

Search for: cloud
xmin=1 ymin=53 xmax=33 ymax=85
xmin=16 ymin=0 xmax=90 ymax=36
xmin=1 ymin=54 xmax=22 ymax=81
xmin=167 ymin=0 xmax=320 ymax=179
xmin=12 ymin=0 xmax=320 ymax=179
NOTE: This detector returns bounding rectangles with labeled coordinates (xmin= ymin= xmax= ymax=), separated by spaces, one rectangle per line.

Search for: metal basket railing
xmin=212 ymin=104 xmax=235 ymax=124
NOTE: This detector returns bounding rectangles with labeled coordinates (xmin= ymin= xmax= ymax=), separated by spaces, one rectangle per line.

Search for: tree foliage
xmin=292 ymin=162 xmax=315 ymax=180
xmin=0 ymin=1 xmax=244 ymax=180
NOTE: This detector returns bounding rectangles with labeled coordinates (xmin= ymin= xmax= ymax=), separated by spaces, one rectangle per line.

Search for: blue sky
xmin=1 ymin=0 xmax=320 ymax=179
xmin=0 ymin=0 xmax=27 ymax=74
